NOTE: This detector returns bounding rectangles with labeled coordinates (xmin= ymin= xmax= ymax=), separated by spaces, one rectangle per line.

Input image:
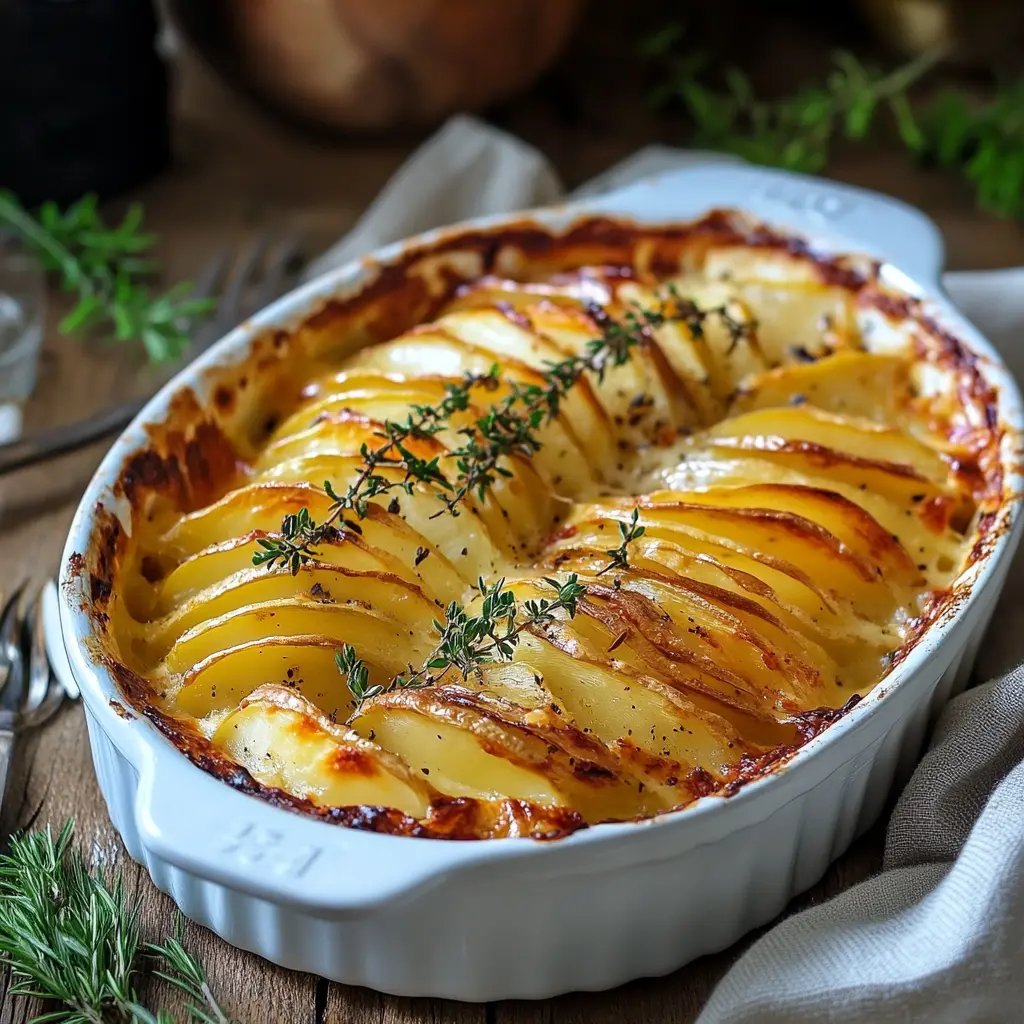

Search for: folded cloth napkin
xmin=309 ymin=116 xmax=1024 ymax=1022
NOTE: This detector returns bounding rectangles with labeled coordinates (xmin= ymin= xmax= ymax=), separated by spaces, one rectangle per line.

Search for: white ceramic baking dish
xmin=58 ymin=163 xmax=1024 ymax=1001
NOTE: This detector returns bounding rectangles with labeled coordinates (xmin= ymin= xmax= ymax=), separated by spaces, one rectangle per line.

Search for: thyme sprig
xmin=252 ymin=367 xmax=500 ymax=574
xmin=597 ymin=506 xmax=646 ymax=576
xmin=0 ymin=191 xmax=214 ymax=362
xmin=0 ymin=820 xmax=234 ymax=1023
xmin=254 ymin=290 xmax=751 ymax=574
xmin=646 ymin=41 xmax=941 ymax=174
xmin=432 ymin=299 xmax=705 ymax=518
xmin=338 ymin=574 xmax=587 ymax=711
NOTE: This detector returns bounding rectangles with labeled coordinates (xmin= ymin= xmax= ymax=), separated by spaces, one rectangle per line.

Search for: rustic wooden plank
xmin=324 ymin=986 xmax=487 ymax=1024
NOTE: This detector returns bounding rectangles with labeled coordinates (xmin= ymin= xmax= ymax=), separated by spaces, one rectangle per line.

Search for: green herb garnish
xmin=598 ymin=506 xmax=646 ymax=576
xmin=253 ymin=289 xmax=751 ymax=574
xmin=338 ymin=573 xmax=589 ymax=711
xmin=0 ymin=191 xmax=215 ymax=362
xmin=0 ymin=820 xmax=235 ymax=1023
xmin=645 ymin=27 xmax=1024 ymax=221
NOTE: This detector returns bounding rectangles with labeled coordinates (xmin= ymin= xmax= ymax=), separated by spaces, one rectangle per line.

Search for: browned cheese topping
xmin=86 ymin=218 xmax=1004 ymax=840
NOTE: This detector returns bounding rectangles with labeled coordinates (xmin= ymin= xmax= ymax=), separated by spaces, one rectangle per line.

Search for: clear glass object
xmin=0 ymin=241 xmax=45 ymax=405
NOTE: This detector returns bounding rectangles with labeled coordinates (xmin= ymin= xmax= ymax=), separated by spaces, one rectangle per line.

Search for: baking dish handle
xmin=134 ymin=753 xmax=463 ymax=915
xmin=583 ymin=163 xmax=946 ymax=294
xmin=56 ymin=591 xmax=460 ymax=915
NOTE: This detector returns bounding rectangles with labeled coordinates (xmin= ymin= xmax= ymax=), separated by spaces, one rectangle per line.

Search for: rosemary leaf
xmin=0 ymin=821 xmax=231 ymax=1024
xmin=0 ymin=821 xmax=141 ymax=1023
xmin=148 ymin=924 xmax=237 ymax=1024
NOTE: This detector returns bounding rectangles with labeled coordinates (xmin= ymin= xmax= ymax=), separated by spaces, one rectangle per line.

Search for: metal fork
xmin=0 ymin=228 xmax=305 ymax=476
xmin=0 ymin=580 xmax=81 ymax=801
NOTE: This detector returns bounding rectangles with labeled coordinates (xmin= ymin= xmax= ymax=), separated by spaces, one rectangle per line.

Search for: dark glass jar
xmin=0 ymin=0 xmax=171 ymax=206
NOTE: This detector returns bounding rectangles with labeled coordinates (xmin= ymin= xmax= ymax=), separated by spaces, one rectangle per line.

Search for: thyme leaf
xmin=645 ymin=30 xmax=1024 ymax=220
xmin=253 ymin=289 xmax=751 ymax=573
xmin=597 ymin=507 xmax=646 ymax=576
xmin=339 ymin=573 xmax=589 ymax=712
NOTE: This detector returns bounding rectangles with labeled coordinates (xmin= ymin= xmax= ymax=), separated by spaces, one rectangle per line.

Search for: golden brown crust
xmin=68 ymin=210 xmax=1013 ymax=840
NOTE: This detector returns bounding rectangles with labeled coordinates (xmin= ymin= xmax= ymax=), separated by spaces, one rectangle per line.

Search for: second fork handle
xmin=0 ymin=395 xmax=145 ymax=477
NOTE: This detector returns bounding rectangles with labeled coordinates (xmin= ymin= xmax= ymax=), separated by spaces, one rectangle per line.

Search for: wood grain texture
xmin=2 ymin=3 xmax=1022 ymax=1019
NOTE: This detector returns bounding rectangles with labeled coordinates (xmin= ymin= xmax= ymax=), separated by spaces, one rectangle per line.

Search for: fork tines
xmin=0 ymin=583 xmax=70 ymax=730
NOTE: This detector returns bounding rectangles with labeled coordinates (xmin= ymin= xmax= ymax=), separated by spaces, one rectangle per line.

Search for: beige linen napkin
xmin=309 ymin=116 xmax=1024 ymax=1022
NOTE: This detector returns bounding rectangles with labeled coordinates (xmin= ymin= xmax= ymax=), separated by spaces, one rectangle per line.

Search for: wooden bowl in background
xmin=167 ymin=0 xmax=586 ymax=134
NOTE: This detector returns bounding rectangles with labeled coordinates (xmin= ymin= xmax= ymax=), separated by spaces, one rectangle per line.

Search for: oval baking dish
xmin=59 ymin=164 xmax=1023 ymax=1001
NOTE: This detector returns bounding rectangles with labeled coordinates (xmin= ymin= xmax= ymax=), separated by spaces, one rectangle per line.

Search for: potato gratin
xmin=83 ymin=215 xmax=1004 ymax=840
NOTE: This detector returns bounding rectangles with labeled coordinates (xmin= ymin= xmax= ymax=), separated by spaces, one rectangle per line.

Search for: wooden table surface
xmin=3 ymin=14 xmax=1024 ymax=1022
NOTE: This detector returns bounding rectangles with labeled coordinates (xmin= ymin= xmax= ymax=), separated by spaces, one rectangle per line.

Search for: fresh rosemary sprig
xmin=254 ymin=291 xmax=751 ymax=574
xmin=0 ymin=191 xmax=214 ymax=362
xmin=146 ymin=928 xmax=233 ymax=1024
xmin=339 ymin=574 xmax=587 ymax=711
xmin=644 ymin=26 xmax=1024 ymax=220
xmin=0 ymin=821 xmax=140 ymax=1023
xmin=0 ymin=820 xmax=234 ymax=1024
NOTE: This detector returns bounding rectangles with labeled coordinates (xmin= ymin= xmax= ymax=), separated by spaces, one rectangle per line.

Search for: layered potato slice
xmin=501 ymin=567 xmax=838 ymax=728
xmin=698 ymin=248 xmax=860 ymax=363
xmin=114 ymin=250 xmax=984 ymax=838
xmin=145 ymin=567 xmax=439 ymax=722
xmin=155 ymin=483 xmax=469 ymax=595
xmin=349 ymin=684 xmax=674 ymax=821
xmin=543 ymin=532 xmax=893 ymax=682
xmin=704 ymin=405 xmax=953 ymax=493
xmin=617 ymin=278 xmax=764 ymax=418
xmin=461 ymin=609 xmax=770 ymax=774
xmin=658 ymin=453 xmax=962 ymax=587
xmin=446 ymin=271 xmax=696 ymax=431
xmin=214 ymin=685 xmax=434 ymax=816
xmin=508 ymin=300 xmax=698 ymax=444
xmin=731 ymin=351 xmax=908 ymax=423
xmin=566 ymin=494 xmax=906 ymax=622
xmin=251 ymin=411 xmax=555 ymax=564
xmin=348 ymin=326 xmax=611 ymax=489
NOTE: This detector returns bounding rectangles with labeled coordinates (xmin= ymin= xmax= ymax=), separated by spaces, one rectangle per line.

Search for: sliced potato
xmin=169 ymin=599 xmax=435 ymax=718
xmin=730 ymin=351 xmax=909 ymax=423
xmin=623 ymin=277 xmax=766 ymax=407
xmin=136 ymin=566 xmax=439 ymax=660
xmin=706 ymin=405 xmax=951 ymax=487
xmin=213 ymin=685 xmax=433 ymax=816
xmin=351 ymin=686 xmax=670 ymax=822
xmin=656 ymin=452 xmax=963 ymax=589
xmin=117 ymin=254 xmax=981 ymax=836
xmin=577 ymin=495 xmax=903 ymax=621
